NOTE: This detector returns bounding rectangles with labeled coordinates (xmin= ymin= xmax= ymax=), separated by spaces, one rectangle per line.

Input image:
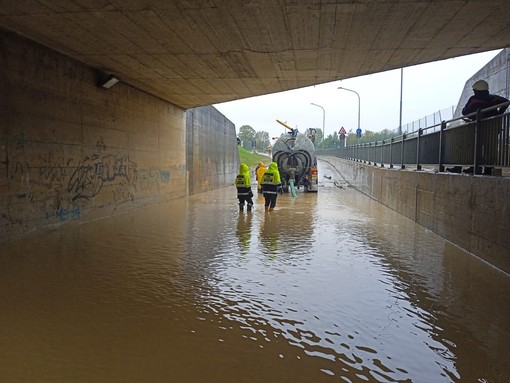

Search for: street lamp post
xmin=337 ymin=86 xmax=361 ymax=143
xmin=399 ymin=68 xmax=403 ymax=135
xmin=310 ymin=102 xmax=325 ymax=147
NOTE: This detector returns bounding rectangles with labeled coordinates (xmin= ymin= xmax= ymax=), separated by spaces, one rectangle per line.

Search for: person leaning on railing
xmin=462 ymin=79 xmax=509 ymax=119
xmin=460 ymin=79 xmax=509 ymax=175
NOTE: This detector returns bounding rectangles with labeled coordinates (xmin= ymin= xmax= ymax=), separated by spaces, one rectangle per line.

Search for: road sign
xmin=356 ymin=128 xmax=362 ymax=138
xmin=338 ymin=126 xmax=346 ymax=135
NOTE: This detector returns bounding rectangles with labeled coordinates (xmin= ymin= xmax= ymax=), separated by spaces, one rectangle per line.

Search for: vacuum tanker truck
xmin=272 ymin=119 xmax=318 ymax=194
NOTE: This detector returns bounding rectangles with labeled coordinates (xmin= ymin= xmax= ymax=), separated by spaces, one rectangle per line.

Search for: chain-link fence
xmin=395 ymin=106 xmax=455 ymax=134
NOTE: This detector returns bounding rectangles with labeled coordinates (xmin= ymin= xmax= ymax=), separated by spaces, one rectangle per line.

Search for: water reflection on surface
xmin=1 ymin=160 xmax=509 ymax=383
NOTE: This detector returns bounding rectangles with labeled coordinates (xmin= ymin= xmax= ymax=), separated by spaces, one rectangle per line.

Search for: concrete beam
xmin=0 ymin=1 xmax=508 ymax=109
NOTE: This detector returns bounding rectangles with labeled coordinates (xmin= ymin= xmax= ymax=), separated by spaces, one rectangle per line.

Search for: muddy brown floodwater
xmin=1 ymin=159 xmax=509 ymax=383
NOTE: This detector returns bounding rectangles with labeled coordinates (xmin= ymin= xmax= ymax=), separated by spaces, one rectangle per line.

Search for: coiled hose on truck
xmin=272 ymin=149 xmax=313 ymax=191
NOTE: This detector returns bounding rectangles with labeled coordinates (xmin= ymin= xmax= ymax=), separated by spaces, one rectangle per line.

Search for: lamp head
xmin=97 ymin=72 xmax=120 ymax=89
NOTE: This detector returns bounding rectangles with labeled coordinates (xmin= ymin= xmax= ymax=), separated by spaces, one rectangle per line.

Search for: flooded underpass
xmin=1 ymin=159 xmax=509 ymax=383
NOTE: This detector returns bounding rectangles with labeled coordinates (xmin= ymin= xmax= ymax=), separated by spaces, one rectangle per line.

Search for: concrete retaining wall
xmin=0 ymin=29 xmax=238 ymax=242
xmin=186 ymin=106 xmax=239 ymax=195
xmin=323 ymin=156 xmax=510 ymax=274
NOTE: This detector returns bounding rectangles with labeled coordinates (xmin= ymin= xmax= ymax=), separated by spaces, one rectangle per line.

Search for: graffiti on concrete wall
xmin=38 ymin=152 xmax=72 ymax=187
xmin=137 ymin=169 xmax=161 ymax=192
xmin=64 ymin=138 xmax=140 ymax=216
xmin=7 ymin=136 xmax=174 ymax=225
xmin=160 ymin=170 xmax=170 ymax=183
xmin=44 ymin=206 xmax=81 ymax=221
xmin=67 ymin=151 xmax=138 ymax=201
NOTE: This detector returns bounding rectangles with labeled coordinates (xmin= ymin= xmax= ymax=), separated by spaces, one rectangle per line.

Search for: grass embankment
xmin=238 ymin=147 xmax=271 ymax=170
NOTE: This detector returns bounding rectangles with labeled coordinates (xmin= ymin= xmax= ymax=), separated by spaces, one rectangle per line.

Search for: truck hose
xmin=273 ymin=150 xmax=314 ymax=186
xmin=294 ymin=150 xmax=312 ymax=169
xmin=289 ymin=179 xmax=297 ymax=197
xmin=292 ymin=150 xmax=313 ymax=181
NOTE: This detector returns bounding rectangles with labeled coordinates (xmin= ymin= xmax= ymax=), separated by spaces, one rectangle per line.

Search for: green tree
xmin=308 ymin=127 xmax=322 ymax=147
xmin=238 ymin=125 xmax=256 ymax=149
xmin=316 ymin=128 xmax=323 ymax=145
xmin=323 ymin=131 xmax=340 ymax=149
xmin=357 ymin=129 xmax=395 ymax=144
xmin=255 ymin=131 xmax=270 ymax=151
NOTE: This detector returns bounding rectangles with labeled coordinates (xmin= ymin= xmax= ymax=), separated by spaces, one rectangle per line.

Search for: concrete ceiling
xmin=1 ymin=1 xmax=509 ymax=109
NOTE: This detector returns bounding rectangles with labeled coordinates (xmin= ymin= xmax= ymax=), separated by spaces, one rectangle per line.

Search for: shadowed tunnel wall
xmin=186 ymin=106 xmax=239 ymax=196
xmin=0 ymin=29 xmax=239 ymax=242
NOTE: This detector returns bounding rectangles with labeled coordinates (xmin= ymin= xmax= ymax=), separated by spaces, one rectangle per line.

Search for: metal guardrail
xmin=318 ymin=102 xmax=510 ymax=174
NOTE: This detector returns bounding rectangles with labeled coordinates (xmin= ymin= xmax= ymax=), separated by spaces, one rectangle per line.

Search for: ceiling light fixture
xmin=98 ymin=74 xmax=120 ymax=89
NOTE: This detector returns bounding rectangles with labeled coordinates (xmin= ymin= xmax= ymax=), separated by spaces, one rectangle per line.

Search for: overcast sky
xmin=214 ymin=49 xmax=501 ymax=141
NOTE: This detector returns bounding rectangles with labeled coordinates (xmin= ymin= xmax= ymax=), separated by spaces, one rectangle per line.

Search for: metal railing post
xmin=380 ymin=140 xmax=384 ymax=167
xmin=401 ymin=134 xmax=406 ymax=169
xmin=503 ymin=115 xmax=509 ymax=166
xmin=389 ymin=138 xmax=394 ymax=168
xmin=374 ymin=141 xmax=378 ymax=166
xmin=438 ymin=120 xmax=446 ymax=172
xmin=474 ymin=110 xmax=480 ymax=174
xmin=416 ymin=128 xmax=422 ymax=171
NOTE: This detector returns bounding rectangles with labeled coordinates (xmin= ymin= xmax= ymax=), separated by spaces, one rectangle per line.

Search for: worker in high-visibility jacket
xmin=260 ymin=162 xmax=283 ymax=212
xmin=235 ymin=163 xmax=254 ymax=212
xmin=255 ymin=162 xmax=266 ymax=194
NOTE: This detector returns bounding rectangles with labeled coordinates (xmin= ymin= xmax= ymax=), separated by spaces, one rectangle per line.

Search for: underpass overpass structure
xmin=1 ymin=1 xmax=509 ymax=108
xmin=1 ymin=1 xmax=510 ymax=245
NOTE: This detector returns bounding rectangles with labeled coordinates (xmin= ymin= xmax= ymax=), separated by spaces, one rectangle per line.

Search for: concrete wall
xmin=322 ymin=156 xmax=510 ymax=274
xmin=186 ymin=106 xmax=239 ymax=195
xmin=0 ymin=29 xmax=238 ymax=242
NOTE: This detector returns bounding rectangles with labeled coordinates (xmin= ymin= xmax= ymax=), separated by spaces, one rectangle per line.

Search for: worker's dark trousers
xmin=263 ymin=193 xmax=277 ymax=209
xmin=237 ymin=186 xmax=253 ymax=210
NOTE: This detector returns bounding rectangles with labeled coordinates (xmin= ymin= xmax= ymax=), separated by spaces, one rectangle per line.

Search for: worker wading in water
xmin=235 ymin=163 xmax=254 ymax=212
xmin=255 ymin=162 xmax=266 ymax=194
xmin=261 ymin=162 xmax=283 ymax=212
